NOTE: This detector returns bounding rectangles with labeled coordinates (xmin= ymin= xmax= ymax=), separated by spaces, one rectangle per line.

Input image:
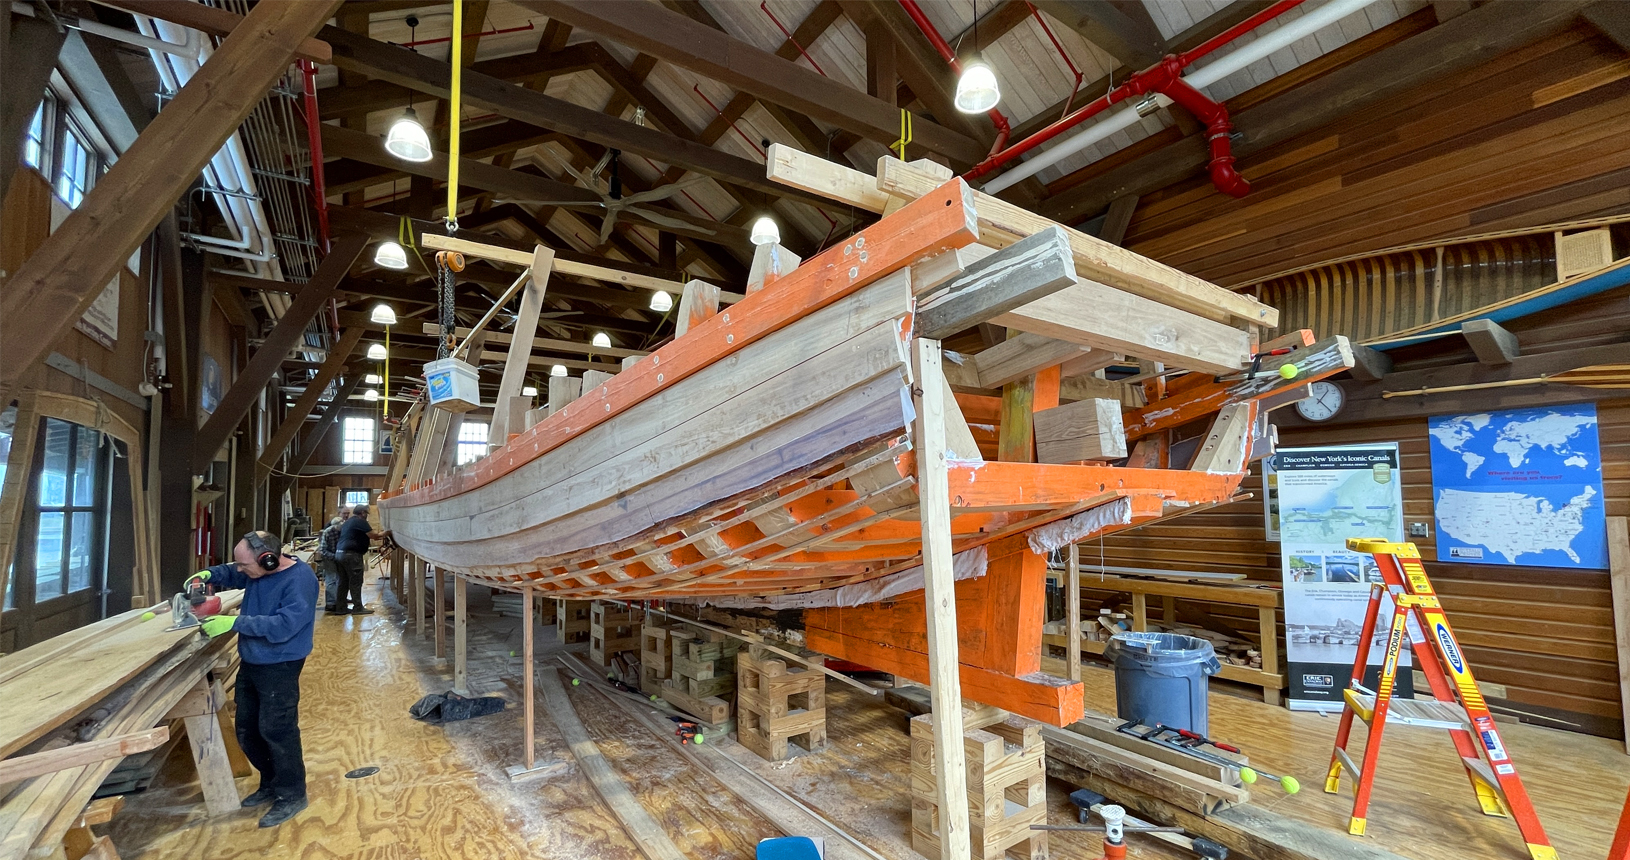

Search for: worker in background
xmin=313 ymin=508 xmax=350 ymax=612
xmin=334 ymin=503 xmax=388 ymax=615
xmin=189 ymin=530 xmax=318 ymax=828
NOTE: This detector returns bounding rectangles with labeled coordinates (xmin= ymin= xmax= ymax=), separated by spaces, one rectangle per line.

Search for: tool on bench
xmin=670 ymin=717 xmax=705 ymax=745
xmin=165 ymin=574 xmax=223 ymax=632
xmin=1067 ymin=789 xmax=1227 ymax=859
xmin=1117 ymin=721 xmax=1301 ymax=794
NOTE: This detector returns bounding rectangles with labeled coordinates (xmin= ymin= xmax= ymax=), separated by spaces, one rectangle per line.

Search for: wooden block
xmin=747 ymin=243 xmax=802 ymax=293
xmin=686 ymin=674 xmax=737 ymax=698
xmin=916 ymin=225 xmax=1076 ymax=340
xmin=582 ymin=368 xmax=616 ymax=390
xmin=675 ymin=279 xmax=721 ymax=337
xmin=1034 ymin=398 xmax=1127 ymax=463
xmin=973 ymin=332 xmax=1093 ymax=390
xmin=525 ymin=406 xmax=548 ymax=428
xmin=660 ymin=679 xmax=732 ymax=724
xmin=1462 ymin=318 xmax=1519 ymax=365
xmin=547 ymin=376 xmax=583 ymax=416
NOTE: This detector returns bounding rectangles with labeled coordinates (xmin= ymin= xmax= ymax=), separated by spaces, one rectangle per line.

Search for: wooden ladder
xmin=1325 ymin=539 xmax=1556 ymax=860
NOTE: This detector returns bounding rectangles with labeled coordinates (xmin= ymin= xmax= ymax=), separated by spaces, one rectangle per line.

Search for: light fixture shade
xmin=373 ymin=241 xmax=408 ymax=270
xmin=550 ymin=364 xmax=568 ymax=377
xmin=522 ymin=386 xmax=538 ymax=397
xmin=955 ymin=61 xmax=1001 ymax=113
xmin=591 ymin=333 xmax=612 ymax=349
xmin=363 ymin=389 xmax=380 ymax=402
xmin=750 ymin=216 xmax=780 ymax=247
xmin=369 ymin=303 xmax=397 ymax=325
xmin=384 ymin=108 xmax=433 ymax=162
xmin=367 ymin=343 xmax=388 ymax=360
xmin=364 ymin=373 xmax=382 ymax=385
xmin=650 ymin=290 xmax=673 ymax=312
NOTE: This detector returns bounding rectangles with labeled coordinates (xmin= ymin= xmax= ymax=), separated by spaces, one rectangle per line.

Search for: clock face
xmin=1295 ymin=381 xmax=1345 ymax=422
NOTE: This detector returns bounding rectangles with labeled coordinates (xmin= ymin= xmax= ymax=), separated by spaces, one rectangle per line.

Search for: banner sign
xmin=1272 ymin=444 xmax=1412 ymax=710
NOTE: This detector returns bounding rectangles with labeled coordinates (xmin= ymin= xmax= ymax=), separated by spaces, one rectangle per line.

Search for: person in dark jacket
xmin=192 ymin=530 xmax=318 ymax=828
xmin=333 ymin=503 xmax=387 ymax=614
xmin=314 ymin=510 xmax=348 ymax=612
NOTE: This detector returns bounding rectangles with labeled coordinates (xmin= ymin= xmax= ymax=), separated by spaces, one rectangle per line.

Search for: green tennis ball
xmin=1281 ymin=775 xmax=1301 ymax=795
xmin=141 ymin=611 xmax=156 ymax=621
xmin=1239 ymin=767 xmax=1259 ymax=784
xmin=1278 ymin=363 xmax=1299 ymax=380
xmin=694 ymin=733 xmax=705 ymax=745
xmin=571 ymin=677 xmax=580 ymax=686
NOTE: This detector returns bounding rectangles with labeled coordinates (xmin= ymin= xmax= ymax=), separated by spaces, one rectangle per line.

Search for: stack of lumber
xmin=639 ymin=622 xmax=673 ymax=695
xmin=0 ymin=592 xmax=244 ymax=858
xmin=661 ymin=626 xmax=740 ymax=729
xmin=588 ymin=602 xmax=641 ymax=667
xmin=556 ymin=599 xmax=591 ymax=644
xmin=1042 ymin=710 xmax=1249 ymax=816
xmin=910 ymin=704 xmax=1046 ymax=860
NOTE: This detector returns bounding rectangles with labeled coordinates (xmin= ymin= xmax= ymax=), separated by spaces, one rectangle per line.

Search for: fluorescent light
xmin=750 ymin=216 xmax=779 ymax=247
xmin=550 ymin=364 xmax=567 ymax=377
xmin=364 ymin=374 xmax=382 ymax=385
xmin=367 ymin=343 xmax=388 ymax=360
xmin=955 ymin=61 xmax=1000 ymax=114
xmin=650 ymin=290 xmax=673 ymax=312
xmin=373 ymin=241 xmax=408 ymax=270
xmin=369 ymin=303 xmax=397 ymax=325
xmin=384 ymin=108 xmax=432 ymax=162
xmin=522 ymin=386 xmax=538 ymax=397
xmin=591 ymin=333 xmax=612 ymax=348
xmin=363 ymin=389 xmax=380 ymax=402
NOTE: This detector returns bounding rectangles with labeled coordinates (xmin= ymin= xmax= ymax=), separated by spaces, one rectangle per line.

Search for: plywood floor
xmin=106 ymin=582 xmax=1627 ymax=860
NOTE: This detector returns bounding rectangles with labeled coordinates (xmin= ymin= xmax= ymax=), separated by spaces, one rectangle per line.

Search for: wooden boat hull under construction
xmin=382 ymin=170 xmax=1354 ymax=724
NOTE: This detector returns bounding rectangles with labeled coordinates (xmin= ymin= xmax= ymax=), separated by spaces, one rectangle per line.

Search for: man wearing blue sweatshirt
xmin=190 ymin=530 xmax=318 ymax=828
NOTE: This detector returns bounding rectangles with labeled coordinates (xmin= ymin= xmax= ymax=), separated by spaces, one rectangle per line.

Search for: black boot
xmin=240 ymin=786 xmax=276 ymax=808
xmin=259 ymin=796 xmax=308 ymax=827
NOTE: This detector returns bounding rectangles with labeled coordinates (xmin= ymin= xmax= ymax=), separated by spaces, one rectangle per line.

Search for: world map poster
xmin=1427 ymin=405 xmax=1607 ymax=569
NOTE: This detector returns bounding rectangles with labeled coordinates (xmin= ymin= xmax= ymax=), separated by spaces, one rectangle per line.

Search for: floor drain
xmin=345 ymin=766 xmax=380 ymax=779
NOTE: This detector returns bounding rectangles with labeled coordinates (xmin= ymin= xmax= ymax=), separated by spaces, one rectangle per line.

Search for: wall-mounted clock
xmin=1294 ymin=380 xmax=1345 ymax=422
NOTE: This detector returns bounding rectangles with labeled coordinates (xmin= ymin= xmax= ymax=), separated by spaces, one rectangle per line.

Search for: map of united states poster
xmin=1427 ymin=404 xmax=1607 ymax=568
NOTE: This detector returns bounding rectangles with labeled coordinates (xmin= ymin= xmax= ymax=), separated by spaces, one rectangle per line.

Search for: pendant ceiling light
xmin=550 ymin=364 xmax=568 ymax=377
xmin=364 ymin=373 xmax=382 ymax=385
xmin=363 ymin=389 xmax=380 ymax=402
xmin=591 ymin=332 xmax=612 ymax=349
xmin=750 ymin=216 xmax=780 ymax=247
xmin=367 ymin=343 xmax=388 ymax=360
xmin=384 ymin=108 xmax=433 ymax=162
xmin=650 ymin=290 xmax=673 ymax=312
xmin=369 ymin=303 xmax=397 ymax=325
xmin=522 ymin=385 xmax=538 ymax=397
xmin=955 ymin=1 xmax=1000 ymax=114
xmin=373 ymin=241 xmax=408 ymax=270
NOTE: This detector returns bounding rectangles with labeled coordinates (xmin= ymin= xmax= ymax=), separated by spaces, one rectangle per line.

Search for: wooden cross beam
xmin=0 ymin=0 xmax=345 ymax=408
xmin=268 ymin=373 xmax=368 ymax=505
xmin=1028 ymin=1 xmax=1168 ymax=68
xmin=257 ymin=327 xmax=367 ymax=477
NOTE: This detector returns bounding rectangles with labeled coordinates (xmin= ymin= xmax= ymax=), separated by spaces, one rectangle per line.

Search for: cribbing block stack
xmin=910 ymin=705 xmax=1047 ymax=860
xmin=555 ymin=599 xmax=591 ymax=645
xmin=735 ymin=645 xmax=826 ymax=761
xmin=640 ymin=623 xmax=673 ymax=695
xmin=589 ymin=601 xmax=642 ymax=667
xmin=661 ymin=629 xmax=740 ymax=727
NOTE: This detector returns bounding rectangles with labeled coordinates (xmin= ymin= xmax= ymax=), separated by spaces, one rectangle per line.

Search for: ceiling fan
xmin=501 ymin=148 xmax=713 ymax=245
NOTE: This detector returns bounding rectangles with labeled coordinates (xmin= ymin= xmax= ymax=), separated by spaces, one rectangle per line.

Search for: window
xmin=342 ymin=417 xmax=376 ymax=465
xmin=456 ymin=421 xmax=489 ymax=465
xmin=342 ymin=489 xmax=370 ymax=508
xmin=23 ymin=102 xmax=46 ymax=171
xmin=30 ymin=419 xmax=109 ymax=602
xmin=54 ymin=121 xmax=94 ymax=208
xmin=2 ymin=405 xmax=14 ymax=611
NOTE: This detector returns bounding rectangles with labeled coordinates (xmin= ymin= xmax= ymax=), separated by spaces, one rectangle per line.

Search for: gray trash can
xmin=1103 ymin=632 xmax=1221 ymax=734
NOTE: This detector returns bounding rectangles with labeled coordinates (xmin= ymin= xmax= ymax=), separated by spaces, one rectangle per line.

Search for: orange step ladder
xmin=1325 ymin=539 xmax=1556 ymax=860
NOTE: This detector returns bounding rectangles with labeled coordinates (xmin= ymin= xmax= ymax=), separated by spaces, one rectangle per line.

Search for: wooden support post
xmin=434 ymin=566 xmax=446 ymax=659
xmin=523 ymin=585 xmax=536 ymax=769
xmin=413 ymin=556 xmax=426 ymax=637
xmin=1609 ymin=517 xmax=1630 ymax=754
xmin=911 ymin=338 xmax=971 ymax=860
xmin=1258 ymin=603 xmax=1282 ymax=707
xmin=454 ymin=574 xmax=469 ymax=693
xmin=389 ymin=547 xmax=404 ymax=602
xmin=1067 ymin=543 xmax=1081 ymax=683
xmin=178 ymin=680 xmax=238 ymax=817
xmin=489 ymin=247 xmax=555 ymax=448
xmin=1132 ymin=593 xmax=1148 ymax=632
xmin=1163 ymin=596 xmax=1177 ymax=624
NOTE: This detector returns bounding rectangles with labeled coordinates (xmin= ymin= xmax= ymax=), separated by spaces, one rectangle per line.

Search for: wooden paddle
xmin=1382 ymin=364 xmax=1630 ymax=399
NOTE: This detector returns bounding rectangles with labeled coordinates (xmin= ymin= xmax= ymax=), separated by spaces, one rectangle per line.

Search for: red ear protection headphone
xmin=244 ymin=532 xmax=280 ymax=571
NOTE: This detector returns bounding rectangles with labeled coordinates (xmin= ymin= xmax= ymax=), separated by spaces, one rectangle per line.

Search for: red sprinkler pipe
xmin=897 ymin=0 xmax=1011 ymax=154
xmin=960 ymin=0 xmax=1304 ymax=195
xmin=298 ymin=59 xmax=332 ymax=254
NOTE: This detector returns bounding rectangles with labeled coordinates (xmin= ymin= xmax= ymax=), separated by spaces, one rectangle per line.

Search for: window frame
xmin=54 ymin=114 xmax=95 ymax=208
xmin=341 ymin=416 xmax=377 ymax=466
xmin=16 ymin=418 xmax=112 ymax=607
xmin=22 ymin=95 xmax=52 ymax=174
xmin=456 ymin=420 xmax=489 ymax=466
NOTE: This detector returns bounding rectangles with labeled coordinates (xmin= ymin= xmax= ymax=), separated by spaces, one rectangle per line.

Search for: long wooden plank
xmin=1609 ymin=517 xmax=1630 ymax=755
xmin=536 ymin=669 xmax=689 ymax=860
xmin=974 ymin=332 xmax=1092 ymax=390
xmin=916 ymin=226 xmax=1077 ymax=340
xmin=911 ymin=338 xmax=973 ymax=860
xmin=419 ymin=232 xmax=692 ymax=294
xmin=0 ymin=728 xmax=169 ymax=783
xmin=0 ymin=0 xmax=345 ymax=407
xmin=87 ymin=0 xmax=330 ymax=62
xmin=1041 ymin=725 xmax=1246 ymax=814
xmin=489 ymin=247 xmax=553 ymax=448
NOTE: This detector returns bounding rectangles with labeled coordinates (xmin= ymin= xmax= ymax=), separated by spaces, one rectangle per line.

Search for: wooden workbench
xmin=1044 ymin=574 xmax=1285 ymax=705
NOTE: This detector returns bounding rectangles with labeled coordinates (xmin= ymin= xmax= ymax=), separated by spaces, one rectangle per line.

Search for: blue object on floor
xmin=757 ymin=836 xmax=822 ymax=860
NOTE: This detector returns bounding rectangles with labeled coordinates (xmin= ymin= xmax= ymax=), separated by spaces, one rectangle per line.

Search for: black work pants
xmin=235 ymin=658 xmax=307 ymax=802
xmin=336 ymin=551 xmax=366 ymax=612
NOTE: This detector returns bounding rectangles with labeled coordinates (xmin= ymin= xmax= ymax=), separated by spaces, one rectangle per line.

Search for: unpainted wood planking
xmin=1034 ymin=398 xmax=1128 ymax=463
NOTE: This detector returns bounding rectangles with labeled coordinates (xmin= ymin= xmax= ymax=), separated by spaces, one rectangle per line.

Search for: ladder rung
xmin=1335 ymin=747 xmax=1359 ymax=780
xmin=1347 ymin=692 xmax=1470 ymax=731
xmin=1462 ymin=756 xmax=1505 ymax=797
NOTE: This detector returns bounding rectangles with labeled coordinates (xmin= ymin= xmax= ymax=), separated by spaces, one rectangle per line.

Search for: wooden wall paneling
xmin=1610 ymin=517 xmax=1630 ymax=752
